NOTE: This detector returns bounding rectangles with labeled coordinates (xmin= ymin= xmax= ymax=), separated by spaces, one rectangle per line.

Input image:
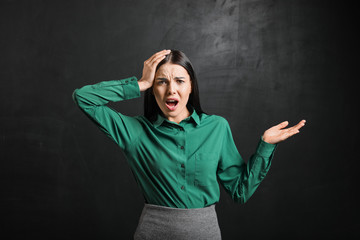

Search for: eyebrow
xmin=156 ymin=77 xmax=185 ymax=80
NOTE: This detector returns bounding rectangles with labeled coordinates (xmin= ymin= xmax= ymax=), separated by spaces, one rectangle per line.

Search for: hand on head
xmin=138 ymin=49 xmax=171 ymax=91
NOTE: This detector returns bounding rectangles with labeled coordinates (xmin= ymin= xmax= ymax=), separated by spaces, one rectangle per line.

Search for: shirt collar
xmin=153 ymin=105 xmax=201 ymax=128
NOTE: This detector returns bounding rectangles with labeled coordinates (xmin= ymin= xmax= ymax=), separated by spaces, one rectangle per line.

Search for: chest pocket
xmin=194 ymin=152 xmax=219 ymax=186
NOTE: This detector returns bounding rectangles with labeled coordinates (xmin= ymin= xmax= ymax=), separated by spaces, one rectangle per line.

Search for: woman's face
xmin=152 ymin=63 xmax=192 ymax=124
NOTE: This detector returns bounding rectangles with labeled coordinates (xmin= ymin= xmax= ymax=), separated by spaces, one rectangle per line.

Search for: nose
xmin=167 ymin=81 xmax=176 ymax=95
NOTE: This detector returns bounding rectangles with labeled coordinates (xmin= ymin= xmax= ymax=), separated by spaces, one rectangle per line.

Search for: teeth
xmin=168 ymin=100 xmax=177 ymax=102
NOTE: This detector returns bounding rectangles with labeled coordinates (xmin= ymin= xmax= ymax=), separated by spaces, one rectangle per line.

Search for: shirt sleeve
xmin=72 ymin=76 xmax=142 ymax=150
xmin=216 ymin=119 xmax=277 ymax=204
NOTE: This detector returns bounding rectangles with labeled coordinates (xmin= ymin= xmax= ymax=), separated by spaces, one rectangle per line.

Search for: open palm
xmin=262 ymin=120 xmax=306 ymax=144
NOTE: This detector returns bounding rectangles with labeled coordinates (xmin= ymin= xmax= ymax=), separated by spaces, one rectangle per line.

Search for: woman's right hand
xmin=138 ymin=49 xmax=171 ymax=92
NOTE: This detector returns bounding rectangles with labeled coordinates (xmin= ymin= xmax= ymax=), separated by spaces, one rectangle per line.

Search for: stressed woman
xmin=72 ymin=49 xmax=306 ymax=240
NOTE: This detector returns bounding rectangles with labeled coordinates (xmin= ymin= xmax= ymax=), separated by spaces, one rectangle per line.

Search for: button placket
xmin=178 ymin=127 xmax=186 ymax=191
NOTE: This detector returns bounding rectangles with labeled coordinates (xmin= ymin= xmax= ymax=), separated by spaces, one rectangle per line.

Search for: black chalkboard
xmin=1 ymin=0 xmax=357 ymax=239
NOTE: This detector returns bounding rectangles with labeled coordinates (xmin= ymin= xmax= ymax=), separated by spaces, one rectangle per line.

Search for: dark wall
xmin=1 ymin=0 xmax=357 ymax=239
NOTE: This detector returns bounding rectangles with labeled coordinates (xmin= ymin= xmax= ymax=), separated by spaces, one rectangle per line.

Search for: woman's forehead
xmin=156 ymin=63 xmax=189 ymax=76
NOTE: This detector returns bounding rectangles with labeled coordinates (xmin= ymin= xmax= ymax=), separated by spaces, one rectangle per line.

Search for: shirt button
xmin=181 ymin=163 xmax=185 ymax=168
xmin=181 ymin=186 xmax=185 ymax=190
xmin=180 ymin=146 xmax=184 ymax=149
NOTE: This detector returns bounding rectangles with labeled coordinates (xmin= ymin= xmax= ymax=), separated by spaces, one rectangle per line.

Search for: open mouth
xmin=165 ymin=99 xmax=179 ymax=110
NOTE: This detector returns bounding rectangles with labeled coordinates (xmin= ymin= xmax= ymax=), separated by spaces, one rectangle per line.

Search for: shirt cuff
xmin=256 ymin=136 xmax=277 ymax=158
xmin=123 ymin=76 xmax=141 ymax=99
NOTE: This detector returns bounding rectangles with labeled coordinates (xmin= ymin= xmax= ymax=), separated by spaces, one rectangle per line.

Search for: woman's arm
xmin=73 ymin=77 xmax=140 ymax=109
xmin=72 ymin=76 xmax=143 ymax=150
xmin=216 ymin=119 xmax=305 ymax=204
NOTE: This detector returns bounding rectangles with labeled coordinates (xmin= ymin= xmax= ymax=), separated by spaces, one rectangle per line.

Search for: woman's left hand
xmin=262 ymin=120 xmax=306 ymax=144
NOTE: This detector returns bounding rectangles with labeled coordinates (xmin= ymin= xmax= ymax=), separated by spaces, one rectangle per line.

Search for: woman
xmin=73 ymin=49 xmax=306 ymax=239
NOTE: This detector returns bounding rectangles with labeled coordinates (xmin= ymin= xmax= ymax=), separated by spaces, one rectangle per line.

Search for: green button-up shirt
xmin=73 ymin=76 xmax=277 ymax=209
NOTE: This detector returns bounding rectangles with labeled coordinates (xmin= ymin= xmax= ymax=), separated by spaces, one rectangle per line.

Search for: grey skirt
xmin=134 ymin=203 xmax=222 ymax=240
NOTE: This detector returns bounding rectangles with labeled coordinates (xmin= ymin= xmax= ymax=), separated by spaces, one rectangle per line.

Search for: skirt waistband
xmin=143 ymin=203 xmax=216 ymax=217
xmin=145 ymin=203 xmax=215 ymax=211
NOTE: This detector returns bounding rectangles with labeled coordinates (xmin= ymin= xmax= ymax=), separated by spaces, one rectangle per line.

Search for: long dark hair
xmin=144 ymin=49 xmax=205 ymax=122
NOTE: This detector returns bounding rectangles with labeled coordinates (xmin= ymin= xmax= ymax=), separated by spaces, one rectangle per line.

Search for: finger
xmin=146 ymin=52 xmax=170 ymax=68
xmin=147 ymin=49 xmax=171 ymax=63
xmin=279 ymin=128 xmax=299 ymax=141
xmin=275 ymin=121 xmax=289 ymax=130
xmin=287 ymin=121 xmax=305 ymax=135
xmin=290 ymin=120 xmax=306 ymax=131
xmin=150 ymin=53 xmax=168 ymax=66
xmin=289 ymin=128 xmax=300 ymax=135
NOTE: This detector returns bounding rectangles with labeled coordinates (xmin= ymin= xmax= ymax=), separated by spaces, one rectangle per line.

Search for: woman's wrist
xmin=261 ymin=135 xmax=276 ymax=145
xmin=137 ymin=79 xmax=152 ymax=92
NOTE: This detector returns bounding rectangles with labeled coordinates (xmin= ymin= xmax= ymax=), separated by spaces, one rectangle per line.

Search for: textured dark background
xmin=0 ymin=0 xmax=357 ymax=239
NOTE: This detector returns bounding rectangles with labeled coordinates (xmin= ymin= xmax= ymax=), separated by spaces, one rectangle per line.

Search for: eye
xmin=177 ymin=80 xmax=185 ymax=84
xmin=157 ymin=80 xmax=167 ymax=85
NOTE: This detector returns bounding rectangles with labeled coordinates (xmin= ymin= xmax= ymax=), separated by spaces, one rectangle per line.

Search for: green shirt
xmin=72 ymin=76 xmax=277 ymax=209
